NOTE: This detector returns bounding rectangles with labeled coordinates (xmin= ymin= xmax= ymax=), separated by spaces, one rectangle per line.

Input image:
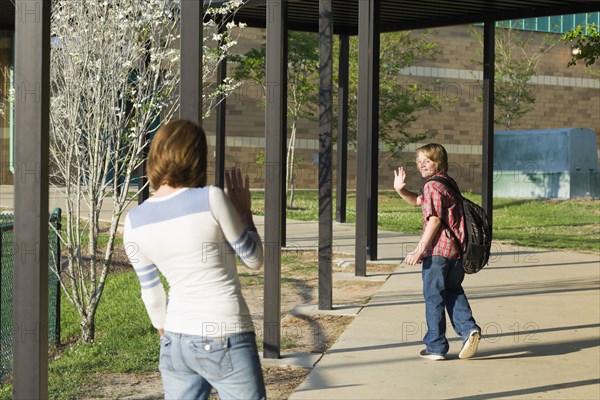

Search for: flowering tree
xmin=50 ymin=0 xmax=245 ymax=342
xmin=0 ymin=68 xmax=10 ymax=119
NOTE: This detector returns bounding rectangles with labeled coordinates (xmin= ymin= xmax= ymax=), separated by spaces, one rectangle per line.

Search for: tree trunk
xmin=288 ymin=117 xmax=298 ymax=209
xmin=80 ymin=314 xmax=96 ymax=343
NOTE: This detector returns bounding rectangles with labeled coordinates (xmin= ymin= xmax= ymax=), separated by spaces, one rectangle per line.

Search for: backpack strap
xmin=426 ymin=176 xmax=464 ymax=258
xmin=427 ymin=175 xmax=463 ymax=199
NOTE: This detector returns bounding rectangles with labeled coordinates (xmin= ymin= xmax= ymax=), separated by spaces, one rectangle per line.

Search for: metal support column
xmin=482 ymin=22 xmax=495 ymax=229
xmin=215 ymin=18 xmax=227 ymax=189
xmin=280 ymin=3 xmax=288 ymax=246
xmin=336 ymin=34 xmax=349 ymax=223
xmin=13 ymin=1 xmax=51 ymax=397
xmin=318 ymin=0 xmax=333 ymax=310
xmin=264 ymin=0 xmax=285 ymax=359
xmin=367 ymin=1 xmax=380 ymax=262
xmin=180 ymin=0 xmax=202 ymax=125
xmin=356 ymin=0 xmax=379 ymax=275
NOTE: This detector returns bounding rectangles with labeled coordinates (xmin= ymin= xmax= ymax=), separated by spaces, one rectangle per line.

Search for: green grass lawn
xmin=0 ymin=271 xmax=160 ymax=400
xmin=50 ymin=272 xmax=161 ymax=399
xmin=252 ymin=190 xmax=600 ymax=254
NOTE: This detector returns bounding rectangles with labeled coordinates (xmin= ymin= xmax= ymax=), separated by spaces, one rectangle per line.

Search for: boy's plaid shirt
xmin=418 ymin=174 xmax=465 ymax=259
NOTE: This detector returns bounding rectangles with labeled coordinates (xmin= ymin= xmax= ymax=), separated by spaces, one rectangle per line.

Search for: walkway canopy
xmin=5 ymin=0 xmax=600 ymax=397
xmin=225 ymin=0 xmax=600 ymax=33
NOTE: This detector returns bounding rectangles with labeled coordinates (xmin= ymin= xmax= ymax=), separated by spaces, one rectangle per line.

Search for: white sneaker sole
xmin=419 ymin=351 xmax=446 ymax=361
xmin=459 ymin=330 xmax=480 ymax=359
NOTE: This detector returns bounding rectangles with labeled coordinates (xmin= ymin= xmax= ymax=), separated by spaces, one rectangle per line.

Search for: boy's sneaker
xmin=459 ymin=329 xmax=481 ymax=359
xmin=419 ymin=349 xmax=446 ymax=361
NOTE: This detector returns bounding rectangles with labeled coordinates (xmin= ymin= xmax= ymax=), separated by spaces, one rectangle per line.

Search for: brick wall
xmin=203 ymin=25 xmax=600 ymax=193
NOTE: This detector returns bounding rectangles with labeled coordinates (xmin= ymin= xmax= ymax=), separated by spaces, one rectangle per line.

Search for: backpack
xmin=427 ymin=176 xmax=492 ymax=274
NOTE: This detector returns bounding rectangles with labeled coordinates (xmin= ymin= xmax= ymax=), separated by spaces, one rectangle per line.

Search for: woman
xmin=124 ymin=119 xmax=266 ymax=399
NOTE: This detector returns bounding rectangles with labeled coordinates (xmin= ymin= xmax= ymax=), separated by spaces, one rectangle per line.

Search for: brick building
xmin=202 ymin=20 xmax=600 ymax=193
xmin=1 ymin=15 xmax=599 ymax=192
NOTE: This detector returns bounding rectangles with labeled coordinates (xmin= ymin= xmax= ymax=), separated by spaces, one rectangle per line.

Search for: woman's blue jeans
xmin=422 ymin=256 xmax=479 ymax=355
xmin=159 ymin=331 xmax=266 ymax=400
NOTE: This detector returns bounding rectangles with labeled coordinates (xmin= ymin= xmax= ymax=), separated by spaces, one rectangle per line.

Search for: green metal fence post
xmin=0 ymin=225 xmax=3 ymax=373
xmin=51 ymin=208 xmax=61 ymax=345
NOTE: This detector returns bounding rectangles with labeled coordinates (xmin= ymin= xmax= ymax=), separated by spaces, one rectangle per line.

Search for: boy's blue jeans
xmin=159 ymin=331 xmax=266 ymax=400
xmin=422 ymin=256 xmax=479 ymax=355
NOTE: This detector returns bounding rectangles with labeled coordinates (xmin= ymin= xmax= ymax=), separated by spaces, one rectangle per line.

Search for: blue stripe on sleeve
xmin=134 ymin=264 xmax=157 ymax=274
xmin=232 ymin=229 xmax=259 ymax=261
xmin=138 ymin=270 xmax=160 ymax=283
xmin=135 ymin=263 xmax=160 ymax=286
xmin=231 ymin=230 xmax=249 ymax=246
xmin=237 ymin=235 xmax=255 ymax=254
xmin=141 ymin=278 xmax=161 ymax=290
xmin=242 ymin=240 xmax=257 ymax=260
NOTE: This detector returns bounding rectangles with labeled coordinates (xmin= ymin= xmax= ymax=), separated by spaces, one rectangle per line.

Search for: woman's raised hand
xmin=225 ymin=168 xmax=251 ymax=215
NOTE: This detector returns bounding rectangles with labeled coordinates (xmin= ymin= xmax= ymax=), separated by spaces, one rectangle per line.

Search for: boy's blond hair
xmin=416 ymin=143 xmax=448 ymax=174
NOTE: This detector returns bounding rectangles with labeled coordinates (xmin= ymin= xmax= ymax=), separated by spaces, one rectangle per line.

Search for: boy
xmin=393 ymin=143 xmax=480 ymax=360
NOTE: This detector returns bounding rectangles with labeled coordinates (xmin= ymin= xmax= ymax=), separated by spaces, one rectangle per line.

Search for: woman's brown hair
xmin=147 ymin=119 xmax=207 ymax=189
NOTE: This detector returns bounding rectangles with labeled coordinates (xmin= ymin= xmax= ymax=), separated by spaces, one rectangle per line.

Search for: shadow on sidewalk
xmin=447 ymin=378 xmax=600 ymax=400
xmin=475 ymin=337 xmax=600 ymax=360
xmin=485 ymin=259 xmax=600 ymax=271
xmin=324 ymin=323 xmax=600 ymax=357
xmin=361 ymin=277 xmax=599 ymax=309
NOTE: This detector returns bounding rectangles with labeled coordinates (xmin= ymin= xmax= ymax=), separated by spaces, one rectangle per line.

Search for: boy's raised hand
xmin=393 ymin=166 xmax=407 ymax=193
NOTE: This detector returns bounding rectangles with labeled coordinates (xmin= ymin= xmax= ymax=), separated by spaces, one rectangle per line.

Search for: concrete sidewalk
xmin=279 ymin=219 xmax=600 ymax=400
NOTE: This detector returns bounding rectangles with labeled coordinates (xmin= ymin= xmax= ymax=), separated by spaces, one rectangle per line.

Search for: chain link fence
xmin=0 ymin=208 xmax=61 ymax=381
